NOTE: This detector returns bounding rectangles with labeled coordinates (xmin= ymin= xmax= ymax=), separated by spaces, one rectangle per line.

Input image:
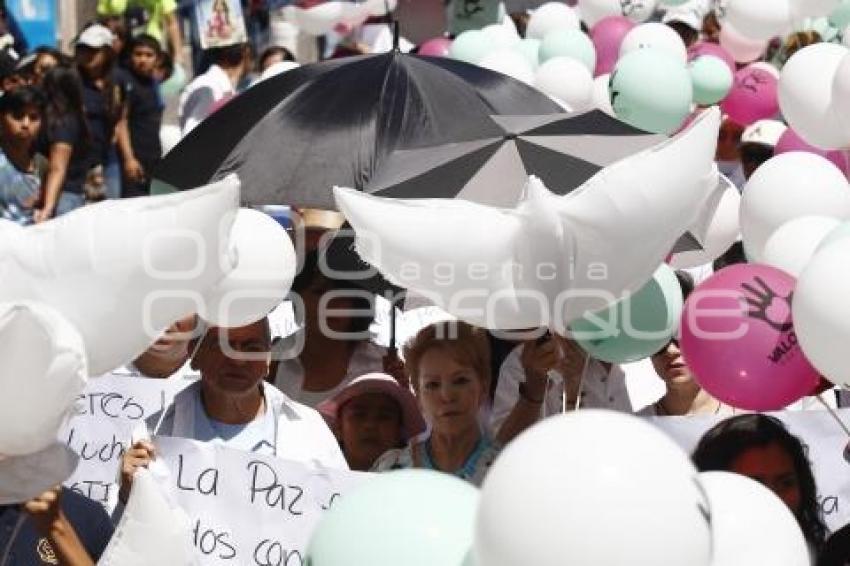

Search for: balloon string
xmin=816 ymin=394 xmax=850 ymax=438
xmin=1 ymin=513 xmax=27 ymax=566
xmin=573 ymin=355 xmax=591 ymax=411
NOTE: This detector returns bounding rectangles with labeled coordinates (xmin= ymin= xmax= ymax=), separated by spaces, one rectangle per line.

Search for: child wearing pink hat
xmin=318 ymin=373 xmax=426 ymax=472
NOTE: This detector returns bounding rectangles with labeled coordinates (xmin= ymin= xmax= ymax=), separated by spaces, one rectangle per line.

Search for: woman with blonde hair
xmin=373 ymin=321 xmax=499 ymax=486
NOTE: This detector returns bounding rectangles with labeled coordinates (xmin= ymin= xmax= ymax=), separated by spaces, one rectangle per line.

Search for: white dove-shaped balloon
xmin=334 ymin=108 xmax=721 ymax=331
xmin=0 ymin=175 xmax=240 ymax=375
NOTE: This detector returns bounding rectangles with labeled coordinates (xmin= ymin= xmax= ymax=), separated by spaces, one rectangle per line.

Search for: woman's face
xmin=1 ymin=104 xmax=42 ymax=144
xmin=416 ymin=348 xmax=484 ymax=436
xmin=729 ymin=442 xmax=802 ymax=515
xmin=75 ymin=46 xmax=109 ymax=78
xmin=651 ymin=339 xmax=693 ymax=386
xmin=33 ymin=53 xmax=58 ymax=84
xmin=338 ymin=393 xmax=403 ymax=471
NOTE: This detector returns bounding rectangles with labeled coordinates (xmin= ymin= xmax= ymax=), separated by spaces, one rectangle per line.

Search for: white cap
xmin=76 ymin=24 xmax=115 ymax=49
xmin=741 ymin=120 xmax=787 ymax=147
xmin=662 ymin=7 xmax=703 ymax=31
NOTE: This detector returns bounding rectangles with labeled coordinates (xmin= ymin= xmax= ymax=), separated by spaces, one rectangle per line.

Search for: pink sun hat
xmin=318 ymin=373 xmax=427 ymax=442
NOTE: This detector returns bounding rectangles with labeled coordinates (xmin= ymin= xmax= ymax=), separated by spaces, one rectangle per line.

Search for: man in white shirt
xmin=178 ymin=43 xmax=250 ymax=136
xmin=119 ymin=317 xmax=347 ymax=504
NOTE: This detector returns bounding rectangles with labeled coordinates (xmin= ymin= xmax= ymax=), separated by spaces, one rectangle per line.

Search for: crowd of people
xmin=3 ymin=0 xmax=850 ymax=565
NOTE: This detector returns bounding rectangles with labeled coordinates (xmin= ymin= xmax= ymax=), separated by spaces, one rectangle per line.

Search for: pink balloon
xmin=680 ymin=264 xmax=820 ymax=411
xmin=418 ymin=37 xmax=452 ymax=58
xmin=590 ymin=16 xmax=635 ymax=77
xmin=687 ymin=42 xmax=736 ymax=75
xmin=719 ymin=23 xmax=767 ymax=63
xmin=720 ymin=65 xmax=778 ymax=126
xmin=775 ymin=129 xmax=850 ymax=177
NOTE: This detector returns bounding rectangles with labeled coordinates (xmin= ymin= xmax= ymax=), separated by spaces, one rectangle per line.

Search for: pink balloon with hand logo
xmin=419 ymin=37 xmax=453 ymax=58
xmin=590 ymin=16 xmax=635 ymax=76
xmin=775 ymin=129 xmax=850 ymax=178
xmin=679 ymin=264 xmax=820 ymax=411
xmin=720 ymin=65 xmax=779 ymax=126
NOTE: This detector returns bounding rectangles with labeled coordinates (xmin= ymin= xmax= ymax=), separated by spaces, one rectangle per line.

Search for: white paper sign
xmin=153 ymin=436 xmax=367 ymax=566
xmin=59 ymin=375 xmax=193 ymax=510
xmin=651 ymin=410 xmax=850 ymax=530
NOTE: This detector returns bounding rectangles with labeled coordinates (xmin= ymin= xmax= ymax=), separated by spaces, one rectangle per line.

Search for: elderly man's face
xmin=193 ymin=321 xmax=271 ymax=395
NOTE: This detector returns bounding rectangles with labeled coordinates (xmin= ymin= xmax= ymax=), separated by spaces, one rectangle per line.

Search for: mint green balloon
xmin=159 ymin=63 xmax=187 ymax=99
xmin=514 ymin=38 xmax=541 ymax=69
xmin=610 ymin=48 xmax=693 ymax=134
xmin=689 ymin=55 xmax=733 ymax=105
xmin=149 ymin=178 xmax=179 ymax=195
xmin=816 ymin=221 xmax=850 ymax=252
xmin=450 ymin=30 xmax=491 ymax=64
xmin=830 ymin=1 xmax=850 ymax=29
xmin=539 ymin=29 xmax=596 ymax=73
xmin=306 ymin=470 xmax=478 ymax=566
xmin=570 ymin=264 xmax=683 ymax=363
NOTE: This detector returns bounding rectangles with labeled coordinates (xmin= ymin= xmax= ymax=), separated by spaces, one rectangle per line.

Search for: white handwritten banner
xmin=59 ymin=375 xmax=193 ymax=509
xmin=153 ymin=436 xmax=367 ymax=566
xmin=651 ymin=409 xmax=850 ymax=530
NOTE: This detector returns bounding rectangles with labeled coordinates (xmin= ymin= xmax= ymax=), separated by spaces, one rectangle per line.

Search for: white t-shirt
xmin=178 ymin=64 xmax=234 ymax=136
xmin=490 ymin=344 xmax=633 ymax=436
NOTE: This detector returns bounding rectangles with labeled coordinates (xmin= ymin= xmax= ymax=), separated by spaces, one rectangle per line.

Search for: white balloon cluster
xmin=281 ymin=0 xmax=397 ymax=36
xmin=473 ymin=411 xmax=811 ymax=566
xmin=779 ymin=43 xmax=850 ymax=150
xmin=735 ymin=150 xmax=850 ymax=389
xmin=0 ymin=175 xmax=298 ymax=502
xmin=453 ymin=3 xmax=604 ymax=113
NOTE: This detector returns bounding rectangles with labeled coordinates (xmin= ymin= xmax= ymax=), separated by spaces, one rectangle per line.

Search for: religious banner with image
xmin=196 ymin=0 xmax=248 ymax=50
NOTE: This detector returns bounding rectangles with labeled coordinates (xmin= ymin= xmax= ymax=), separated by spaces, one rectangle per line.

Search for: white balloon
xmin=514 ymin=38 xmax=542 ymax=70
xmin=779 ymin=43 xmax=850 ymax=150
xmin=334 ymin=109 xmax=721 ymax=331
xmin=831 ymin=52 xmax=850 ymax=149
xmin=0 ymin=302 xmax=87 ymax=456
xmin=159 ymin=125 xmax=181 ymax=157
xmin=724 ymin=0 xmax=792 ymax=40
xmin=740 ymin=152 xmax=850 ymax=262
xmin=793 ymin=238 xmax=850 ymax=387
xmin=0 ymin=175 xmax=240 ymax=375
xmin=100 ymin=469 xmax=196 ymax=565
xmin=284 ymin=2 xmax=366 ymax=35
xmin=475 ymin=411 xmax=711 ymax=566
xmin=478 ymin=49 xmax=535 ymax=85
xmin=844 ymin=25 xmax=850 ymax=47
xmin=526 ymin=2 xmax=580 ymax=40
xmin=762 ymin=215 xmax=842 ymax=277
xmin=719 ymin=21 xmax=769 ymax=63
xmin=201 ymin=208 xmax=297 ymax=328
xmin=534 ymin=57 xmax=594 ymax=112
xmin=698 ymin=472 xmax=810 ymax=566
xmin=363 ymin=0 xmax=397 ymax=16
xmin=578 ymin=0 xmax=658 ymax=26
xmin=619 ymin=22 xmax=689 ymax=64
xmin=671 ymin=176 xmax=741 ymax=269
xmin=592 ymin=73 xmax=615 ymax=116
xmin=0 ymin=444 xmax=78 ymax=505
xmin=481 ymin=23 xmax=521 ymax=48
xmin=789 ymin=0 xmax=841 ymax=18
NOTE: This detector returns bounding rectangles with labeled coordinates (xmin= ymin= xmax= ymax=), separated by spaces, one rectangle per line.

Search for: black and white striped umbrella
xmin=366 ymin=110 xmax=665 ymax=207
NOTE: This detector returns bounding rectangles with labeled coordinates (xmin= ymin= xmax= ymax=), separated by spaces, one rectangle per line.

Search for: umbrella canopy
xmin=153 ymin=50 xmax=563 ymax=208
xmin=368 ymin=110 xmax=665 ymax=206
